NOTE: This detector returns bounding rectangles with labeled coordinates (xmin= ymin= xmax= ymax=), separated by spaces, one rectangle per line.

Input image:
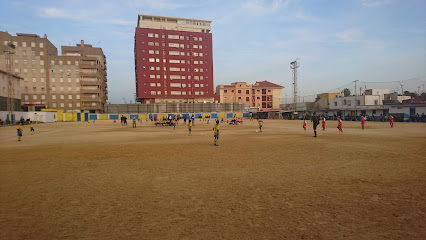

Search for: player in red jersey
xmin=337 ymin=116 xmax=343 ymax=132
xmin=361 ymin=115 xmax=365 ymax=130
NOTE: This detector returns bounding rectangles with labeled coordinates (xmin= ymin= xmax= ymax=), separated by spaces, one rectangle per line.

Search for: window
xmin=67 ymin=61 xmax=71 ymax=65
xmin=148 ymin=42 xmax=154 ymax=46
xmin=68 ymin=87 xmax=72 ymax=91
xmin=149 ymin=58 xmax=155 ymax=62
xmin=32 ymin=60 xmax=35 ymax=65
xmin=170 ymin=67 xmax=180 ymax=71
xmin=171 ymin=91 xmax=181 ymax=95
xmin=33 ymin=95 xmax=37 ymax=100
xmin=170 ymin=83 xmax=181 ymax=88
xmin=195 ymin=84 xmax=199 ymax=87
xmin=61 ymin=103 xmax=64 ymax=108
xmin=168 ymin=43 xmax=179 ymax=48
xmin=41 ymin=95 xmax=45 ymax=99
xmin=60 ymin=95 xmax=64 ymax=99
xmin=357 ymin=100 xmax=361 ymax=105
xmin=343 ymin=100 xmax=347 ymax=105
xmin=238 ymin=90 xmax=241 ymax=94
xmin=22 ymin=42 xmax=26 ymax=47
xmin=150 ymin=75 xmax=155 ymax=78
xmin=149 ymin=50 xmax=154 ymax=54
xmin=194 ymin=61 xmax=199 ymax=64
xmin=334 ymin=102 xmax=337 ymax=106
xmin=41 ymin=78 xmax=45 ymax=83
xmin=32 ymin=78 xmax=36 ymax=83
xmin=157 ymin=91 xmax=161 ymax=95
xmin=68 ymin=95 xmax=72 ymax=99
xmin=224 ymin=90 xmax=228 ymax=93
xmin=76 ymin=95 xmax=80 ymax=99
xmin=156 ymin=75 xmax=160 ymax=79
xmin=155 ymin=42 xmax=159 ymax=46
xmin=374 ymin=100 xmax=378 ymax=105
xmin=52 ymin=95 xmax=56 ymax=100
xmin=155 ymin=34 xmax=158 ymax=38
xmin=39 ymin=43 xmax=43 ymax=48
xmin=246 ymin=97 xmax=250 ymax=101
xmin=156 ymin=59 xmax=159 ymax=62
xmin=169 ymin=51 xmax=180 ymax=55
xmin=59 ymin=61 xmax=63 ymax=65
xmin=148 ymin=33 xmax=154 ymax=37
xmin=169 ymin=59 xmax=180 ymax=63
xmin=40 ymin=51 xmax=44 ymax=56
xmin=60 ymin=78 xmax=63 ymax=82
xmin=168 ymin=35 xmax=179 ymax=39
xmin=69 ymin=103 xmax=73 ymax=108
xmin=170 ymin=75 xmax=181 ymax=80
xmin=24 ymin=86 xmax=28 ymax=91
xmin=268 ymin=90 xmax=271 ymax=93
xmin=52 ymin=87 xmax=56 ymax=91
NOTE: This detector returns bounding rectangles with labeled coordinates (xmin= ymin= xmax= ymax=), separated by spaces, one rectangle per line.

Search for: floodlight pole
xmin=290 ymin=60 xmax=299 ymax=112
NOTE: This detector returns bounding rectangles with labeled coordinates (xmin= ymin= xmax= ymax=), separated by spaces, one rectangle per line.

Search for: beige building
xmin=216 ymin=81 xmax=284 ymax=110
xmin=137 ymin=14 xmax=211 ymax=33
xmin=0 ymin=32 xmax=107 ymax=112
xmin=0 ymin=69 xmax=22 ymax=111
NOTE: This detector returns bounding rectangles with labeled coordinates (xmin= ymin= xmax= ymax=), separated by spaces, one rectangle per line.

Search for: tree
xmin=404 ymin=91 xmax=419 ymax=99
xmin=343 ymin=88 xmax=351 ymax=97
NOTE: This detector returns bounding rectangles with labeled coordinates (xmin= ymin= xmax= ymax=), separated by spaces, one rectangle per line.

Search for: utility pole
xmin=4 ymin=42 xmax=16 ymax=123
xmin=290 ymin=60 xmax=299 ymax=112
xmin=398 ymin=81 xmax=404 ymax=95
xmin=353 ymin=80 xmax=359 ymax=96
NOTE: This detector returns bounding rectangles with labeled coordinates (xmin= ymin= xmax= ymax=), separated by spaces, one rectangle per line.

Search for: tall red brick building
xmin=134 ymin=14 xmax=214 ymax=103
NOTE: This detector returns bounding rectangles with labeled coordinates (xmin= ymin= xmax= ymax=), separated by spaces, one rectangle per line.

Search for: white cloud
xmin=123 ymin=0 xmax=185 ymax=10
xmin=242 ymin=0 xmax=291 ymax=16
xmin=360 ymin=0 xmax=391 ymax=7
xmin=335 ymin=28 xmax=391 ymax=49
xmin=38 ymin=7 xmax=134 ymax=26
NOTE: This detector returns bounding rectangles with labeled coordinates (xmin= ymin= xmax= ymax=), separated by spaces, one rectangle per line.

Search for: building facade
xmin=0 ymin=32 xmax=107 ymax=112
xmin=0 ymin=69 xmax=22 ymax=111
xmin=61 ymin=41 xmax=108 ymax=112
xmin=216 ymin=81 xmax=284 ymax=110
xmin=134 ymin=14 xmax=214 ymax=103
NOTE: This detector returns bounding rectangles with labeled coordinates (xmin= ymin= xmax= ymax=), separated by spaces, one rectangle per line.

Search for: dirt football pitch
xmin=0 ymin=119 xmax=425 ymax=239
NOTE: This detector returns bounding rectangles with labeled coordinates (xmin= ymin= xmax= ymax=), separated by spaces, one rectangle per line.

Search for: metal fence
xmin=105 ymin=103 xmax=250 ymax=114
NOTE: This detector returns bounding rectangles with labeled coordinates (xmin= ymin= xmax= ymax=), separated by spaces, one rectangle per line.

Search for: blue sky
xmin=1 ymin=0 xmax=425 ymax=103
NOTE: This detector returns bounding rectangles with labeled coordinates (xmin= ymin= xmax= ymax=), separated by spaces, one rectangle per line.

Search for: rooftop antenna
xmin=290 ymin=59 xmax=299 ymax=112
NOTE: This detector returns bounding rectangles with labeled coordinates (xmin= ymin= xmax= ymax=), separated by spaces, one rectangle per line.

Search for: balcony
xmin=80 ymin=88 xmax=101 ymax=94
xmin=80 ymin=80 xmax=99 ymax=86
xmin=81 ymin=96 xmax=102 ymax=102
xmin=79 ymin=63 xmax=97 ymax=69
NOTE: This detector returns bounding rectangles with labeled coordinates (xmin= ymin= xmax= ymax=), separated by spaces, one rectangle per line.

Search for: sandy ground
xmin=0 ymin=119 xmax=425 ymax=239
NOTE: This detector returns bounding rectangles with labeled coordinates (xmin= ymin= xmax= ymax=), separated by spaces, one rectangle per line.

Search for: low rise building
xmin=216 ymin=80 xmax=283 ymax=111
xmin=0 ymin=69 xmax=22 ymax=111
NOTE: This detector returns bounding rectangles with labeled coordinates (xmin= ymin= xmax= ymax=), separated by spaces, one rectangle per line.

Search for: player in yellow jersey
xmin=257 ymin=118 xmax=263 ymax=132
xmin=213 ymin=120 xmax=220 ymax=146
xmin=17 ymin=122 xmax=23 ymax=141
xmin=188 ymin=120 xmax=192 ymax=135
xmin=30 ymin=121 xmax=35 ymax=135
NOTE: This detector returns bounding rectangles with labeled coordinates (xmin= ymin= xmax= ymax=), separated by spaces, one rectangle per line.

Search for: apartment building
xmin=0 ymin=32 xmax=57 ymax=111
xmin=0 ymin=69 xmax=22 ymax=111
xmin=134 ymin=14 xmax=214 ymax=103
xmin=61 ymin=41 xmax=108 ymax=112
xmin=216 ymin=81 xmax=284 ymax=110
xmin=0 ymin=32 xmax=107 ymax=112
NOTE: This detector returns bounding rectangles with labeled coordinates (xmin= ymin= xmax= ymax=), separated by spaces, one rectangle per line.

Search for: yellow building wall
xmin=57 ymin=110 xmax=64 ymax=122
xmin=140 ymin=114 xmax=147 ymax=119
xmin=64 ymin=113 xmax=73 ymax=122
xmin=219 ymin=113 xmax=226 ymax=118
xmin=99 ymin=114 xmax=108 ymax=120
xmin=203 ymin=113 xmax=210 ymax=118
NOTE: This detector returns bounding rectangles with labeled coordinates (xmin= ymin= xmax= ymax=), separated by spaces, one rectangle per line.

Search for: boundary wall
xmin=59 ymin=112 xmax=250 ymax=122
